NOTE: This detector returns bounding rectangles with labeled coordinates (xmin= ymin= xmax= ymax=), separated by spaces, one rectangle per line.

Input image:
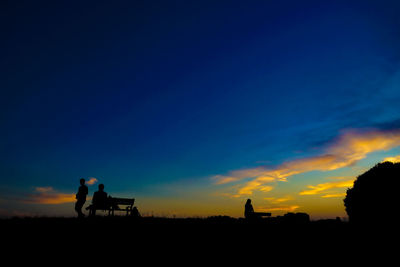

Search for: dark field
xmin=1 ymin=215 xmax=393 ymax=263
xmin=0 ymin=216 xmax=346 ymax=244
xmin=0 ymin=216 xmax=371 ymax=245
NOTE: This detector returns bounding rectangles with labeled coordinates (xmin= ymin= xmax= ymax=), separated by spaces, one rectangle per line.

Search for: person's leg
xmin=75 ymin=200 xmax=85 ymax=218
xmin=75 ymin=201 xmax=79 ymax=215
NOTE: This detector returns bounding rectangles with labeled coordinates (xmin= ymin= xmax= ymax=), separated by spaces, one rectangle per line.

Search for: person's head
xmin=246 ymin=199 xmax=251 ymax=205
xmin=98 ymin=184 xmax=104 ymax=191
xmin=80 ymin=178 xmax=85 ymax=185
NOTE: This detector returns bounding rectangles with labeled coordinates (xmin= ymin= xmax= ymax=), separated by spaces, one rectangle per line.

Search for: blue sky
xmin=1 ymin=0 xmax=400 ymax=218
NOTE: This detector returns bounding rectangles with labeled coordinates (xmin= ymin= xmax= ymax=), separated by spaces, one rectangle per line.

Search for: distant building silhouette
xmin=344 ymin=161 xmax=400 ymax=224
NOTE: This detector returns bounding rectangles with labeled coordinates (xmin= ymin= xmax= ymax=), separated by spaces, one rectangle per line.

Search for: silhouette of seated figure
xmin=86 ymin=184 xmax=108 ymax=216
xmin=244 ymin=199 xmax=271 ymax=219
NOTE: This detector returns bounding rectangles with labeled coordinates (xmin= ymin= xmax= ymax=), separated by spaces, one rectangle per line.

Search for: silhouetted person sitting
xmin=75 ymin=178 xmax=88 ymax=218
xmin=244 ymin=199 xmax=271 ymax=220
xmin=87 ymin=184 xmax=108 ymax=216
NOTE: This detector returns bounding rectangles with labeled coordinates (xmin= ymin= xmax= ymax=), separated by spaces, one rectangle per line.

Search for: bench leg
xmin=89 ymin=209 xmax=96 ymax=216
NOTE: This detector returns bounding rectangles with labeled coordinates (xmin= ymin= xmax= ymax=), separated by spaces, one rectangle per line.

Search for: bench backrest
xmin=109 ymin=197 xmax=135 ymax=206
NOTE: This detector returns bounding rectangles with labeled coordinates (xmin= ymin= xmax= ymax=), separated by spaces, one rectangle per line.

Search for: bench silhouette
xmin=108 ymin=197 xmax=135 ymax=216
xmin=87 ymin=196 xmax=135 ymax=216
xmin=252 ymin=212 xmax=271 ymax=218
xmin=245 ymin=211 xmax=271 ymax=219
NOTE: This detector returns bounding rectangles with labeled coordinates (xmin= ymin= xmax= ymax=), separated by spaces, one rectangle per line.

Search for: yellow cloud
xmin=382 ymin=155 xmax=400 ymax=163
xmin=215 ymin=129 xmax=400 ymax=196
xmin=299 ymin=180 xmax=354 ymax=196
xmin=265 ymin=196 xmax=294 ymax=204
xmin=25 ymin=187 xmax=76 ymax=205
xmin=321 ymin=193 xmax=346 ymax=198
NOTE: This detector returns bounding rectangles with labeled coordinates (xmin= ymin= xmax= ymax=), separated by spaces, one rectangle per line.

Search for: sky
xmin=1 ymin=0 xmax=400 ymax=219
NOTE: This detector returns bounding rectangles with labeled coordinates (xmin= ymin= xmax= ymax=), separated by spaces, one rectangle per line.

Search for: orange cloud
xmin=257 ymin=205 xmax=300 ymax=213
xmin=86 ymin=177 xmax=98 ymax=185
xmin=215 ymin=129 xmax=400 ymax=196
xmin=299 ymin=180 xmax=354 ymax=196
xmin=25 ymin=187 xmax=76 ymax=205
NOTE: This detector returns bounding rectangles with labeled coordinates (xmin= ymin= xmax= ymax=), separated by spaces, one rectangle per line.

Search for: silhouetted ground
xmin=0 ymin=215 xmax=392 ymax=261
xmin=0 ymin=216 xmax=349 ymax=243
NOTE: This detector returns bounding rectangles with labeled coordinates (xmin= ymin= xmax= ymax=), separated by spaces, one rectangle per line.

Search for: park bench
xmin=86 ymin=196 xmax=135 ymax=216
xmin=245 ymin=211 xmax=271 ymax=220
xmin=107 ymin=197 xmax=135 ymax=216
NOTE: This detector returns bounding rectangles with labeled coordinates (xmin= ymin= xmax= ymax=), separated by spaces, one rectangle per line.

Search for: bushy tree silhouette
xmin=344 ymin=161 xmax=400 ymax=224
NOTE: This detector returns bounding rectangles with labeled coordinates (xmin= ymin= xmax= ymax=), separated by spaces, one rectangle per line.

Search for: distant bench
xmin=245 ymin=211 xmax=271 ymax=220
xmin=87 ymin=197 xmax=135 ymax=216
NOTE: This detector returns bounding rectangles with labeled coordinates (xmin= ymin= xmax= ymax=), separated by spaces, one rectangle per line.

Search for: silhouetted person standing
xmin=244 ymin=199 xmax=271 ymax=219
xmin=75 ymin=178 xmax=88 ymax=218
xmin=88 ymin=184 xmax=108 ymax=216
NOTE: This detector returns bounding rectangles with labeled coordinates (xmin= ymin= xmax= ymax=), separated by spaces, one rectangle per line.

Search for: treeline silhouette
xmin=344 ymin=161 xmax=400 ymax=225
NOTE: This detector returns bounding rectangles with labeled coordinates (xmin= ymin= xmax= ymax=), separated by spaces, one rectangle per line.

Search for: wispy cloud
xmin=321 ymin=193 xmax=346 ymax=198
xmin=35 ymin=187 xmax=54 ymax=193
xmin=213 ymin=175 xmax=240 ymax=185
xmin=257 ymin=205 xmax=300 ymax=213
xmin=215 ymin=129 xmax=400 ymax=196
xmin=299 ymin=180 xmax=354 ymax=197
xmin=264 ymin=196 xmax=294 ymax=204
xmin=24 ymin=187 xmax=76 ymax=205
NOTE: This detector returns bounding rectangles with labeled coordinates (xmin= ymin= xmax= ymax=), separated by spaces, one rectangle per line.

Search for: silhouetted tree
xmin=344 ymin=161 xmax=400 ymax=224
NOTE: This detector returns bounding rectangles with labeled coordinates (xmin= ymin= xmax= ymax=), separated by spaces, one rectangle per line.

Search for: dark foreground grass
xmin=0 ymin=215 xmax=349 ymax=242
xmin=0 ymin=215 xmax=390 ymax=259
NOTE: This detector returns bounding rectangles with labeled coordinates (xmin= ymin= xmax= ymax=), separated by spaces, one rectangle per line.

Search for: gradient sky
xmin=1 ymin=0 xmax=400 ymax=219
